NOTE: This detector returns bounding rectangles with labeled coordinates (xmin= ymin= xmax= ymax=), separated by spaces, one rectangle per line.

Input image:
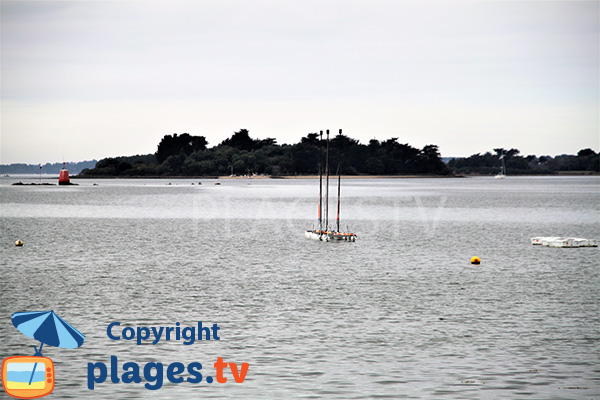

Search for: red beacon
xmin=58 ymin=163 xmax=70 ymax=185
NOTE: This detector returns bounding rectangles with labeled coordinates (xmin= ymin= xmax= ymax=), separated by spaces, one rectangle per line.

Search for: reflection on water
xmin=1 ymin=176 xmax=599 ymax=399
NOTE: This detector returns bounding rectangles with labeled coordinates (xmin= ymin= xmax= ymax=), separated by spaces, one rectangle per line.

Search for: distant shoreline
xmin=5 ymin=172 xmax=597 ymax=184
xmin=68 ymin=171 xmax=598 ymax=180
xmin=221 ymin=174 xmax=459 ymax=179
xmin=69 ymin=174 xmax=460 ymax=180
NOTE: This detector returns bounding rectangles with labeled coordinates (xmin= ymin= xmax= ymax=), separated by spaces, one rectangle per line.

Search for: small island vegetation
xmin=449 ymin=148 xmax=599 ymax=175
xmin=79 ymin=130 xmax=451 ymax=177
xmin=74 ymin=129 xmax=598 ymax=178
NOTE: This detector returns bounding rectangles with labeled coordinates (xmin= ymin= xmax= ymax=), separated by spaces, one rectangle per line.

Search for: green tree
xmin=156 ymin=133 xmax=207 ymax=163
xmin=219 ymin=129 xmax=256 ymax=151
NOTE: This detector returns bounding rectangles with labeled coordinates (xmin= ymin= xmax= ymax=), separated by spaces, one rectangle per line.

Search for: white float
xmin=530 ymin=237 xmax=598 ymax=248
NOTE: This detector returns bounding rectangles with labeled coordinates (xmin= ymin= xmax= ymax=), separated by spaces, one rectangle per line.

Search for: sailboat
xmin=495 ymin=152 xmax=506 ymax=179
xmin=305 ymin=129 xmax=357 ymax=242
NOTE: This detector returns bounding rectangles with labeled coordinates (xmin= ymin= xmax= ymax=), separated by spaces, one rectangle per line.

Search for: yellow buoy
xmin=15 ymin=240 xmax=23 ymax=247
xmin=471 ymin=256 xmax=481 ymax=265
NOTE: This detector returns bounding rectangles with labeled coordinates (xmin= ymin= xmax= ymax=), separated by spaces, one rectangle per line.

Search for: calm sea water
xmin=1 ymin=176 xmax=598 ymax=399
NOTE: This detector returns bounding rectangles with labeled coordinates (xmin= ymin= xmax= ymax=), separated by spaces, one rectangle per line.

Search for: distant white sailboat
xmin=495 ymin=152 xmax=506 ymax=179
xmin=305 ymin=129 xmax=357 ymax=242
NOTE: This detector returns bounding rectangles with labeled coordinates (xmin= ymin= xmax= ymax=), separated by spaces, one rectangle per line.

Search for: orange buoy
xmin=15 ymin=240 xmax=23 ymax=247
xmin=59 ymin=162 xmax=70 ymax=185
xmin=471 ymin=256 xmax=481 ymax=265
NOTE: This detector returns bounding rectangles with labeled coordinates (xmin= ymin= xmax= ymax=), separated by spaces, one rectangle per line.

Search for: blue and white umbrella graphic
xmin=12 ymin=310 xmax=86 ymax=355
xmin=11 ymin=310 xmax=85 ymax=387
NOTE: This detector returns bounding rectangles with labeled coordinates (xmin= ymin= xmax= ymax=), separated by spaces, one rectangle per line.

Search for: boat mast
xmin=318 ymin=130 xmax=323 ymax=232
xmin=336 ymin=129 xmax=342 ymax=233
xmin=325 ymin=129 xmax=330 ymax=232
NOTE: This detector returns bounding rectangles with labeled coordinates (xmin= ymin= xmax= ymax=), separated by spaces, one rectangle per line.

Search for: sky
xmin=1 ymin=0 xmax=598 ymax=164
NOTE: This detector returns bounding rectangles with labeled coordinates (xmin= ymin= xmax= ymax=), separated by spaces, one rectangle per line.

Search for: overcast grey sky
xmin=1 ymin=0 xmax=598 ymax=164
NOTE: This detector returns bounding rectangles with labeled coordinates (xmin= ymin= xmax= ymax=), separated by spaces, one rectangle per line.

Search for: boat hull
xmin=305 ymin=230 xmax=323 ymax=241
xmin=305 ymin=230 xmax=356 ymax=242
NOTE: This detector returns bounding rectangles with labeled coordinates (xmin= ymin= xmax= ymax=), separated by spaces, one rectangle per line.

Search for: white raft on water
xmin=530 ymin=237 xmax=598 ymax=248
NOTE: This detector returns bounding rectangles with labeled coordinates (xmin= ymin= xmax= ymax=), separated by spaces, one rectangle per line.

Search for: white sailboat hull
xmin=305 ymin=230 xmax=323 ymax=241
xmin=329 ymin=232 xmax=357 ymax=242
xmin=305 ymin=230 xmax=357 ymax=242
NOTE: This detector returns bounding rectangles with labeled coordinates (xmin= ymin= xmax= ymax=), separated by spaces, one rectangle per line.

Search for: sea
xmin=1 ymin=175 xmax=598 ymax=399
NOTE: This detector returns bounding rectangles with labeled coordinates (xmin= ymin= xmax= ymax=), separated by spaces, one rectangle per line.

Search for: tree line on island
xmin=449 ymin=147 xmax=599 ymax=175
xmin=77 ymin=129 xmax=599 ymax=177
xmin=0 ymin=160 xmax=97 ymax=175
xmin=79 ymin=129 xmax=451 ymax=177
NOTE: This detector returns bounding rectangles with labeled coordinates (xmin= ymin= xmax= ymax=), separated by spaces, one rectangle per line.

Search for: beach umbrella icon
xmin=9 ymin=311 xmax=85 ymax=390
xmin=12 ymin=310 xmax=86 ymax=356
